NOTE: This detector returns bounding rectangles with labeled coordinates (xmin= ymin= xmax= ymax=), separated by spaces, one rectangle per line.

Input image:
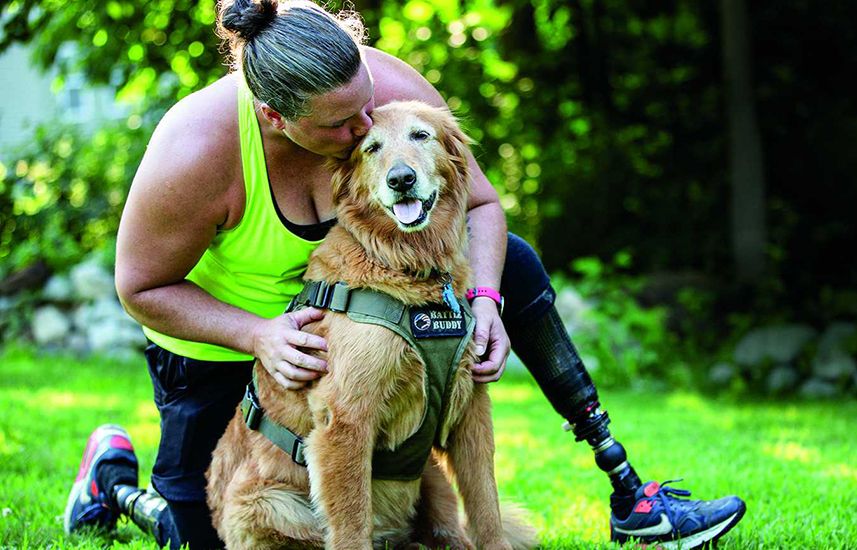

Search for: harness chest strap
xmin=241 ymin=280 xmax=475 ymax=481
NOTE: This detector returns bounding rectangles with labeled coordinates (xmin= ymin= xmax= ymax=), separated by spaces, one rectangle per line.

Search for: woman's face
xmin=281 ymin=62 xmax=375 ymax=159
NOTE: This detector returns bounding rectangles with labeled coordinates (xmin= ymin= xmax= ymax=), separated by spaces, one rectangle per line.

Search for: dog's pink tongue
xmin=393 ymin=200 xmax=423 ymax=224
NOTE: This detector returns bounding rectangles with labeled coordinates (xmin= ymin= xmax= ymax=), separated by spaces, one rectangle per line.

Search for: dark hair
xmin=217 ymin=0 xmax=366 ymax=120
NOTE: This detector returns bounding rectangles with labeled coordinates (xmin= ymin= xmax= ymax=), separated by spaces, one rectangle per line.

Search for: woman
xmin=64 ymin=1 xmax=745 ymax=548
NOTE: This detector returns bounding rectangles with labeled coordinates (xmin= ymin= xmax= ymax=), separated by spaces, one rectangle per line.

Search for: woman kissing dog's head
xmin=330 ymin=101 xmax=473 ymax=272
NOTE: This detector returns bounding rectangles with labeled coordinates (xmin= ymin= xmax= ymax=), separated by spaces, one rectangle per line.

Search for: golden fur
xmin=207 ymin=101 xmax=536 ymax=549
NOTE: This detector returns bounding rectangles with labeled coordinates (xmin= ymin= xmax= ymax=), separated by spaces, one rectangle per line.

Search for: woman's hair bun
xmin=220 ymin=0 xmax=278 ymax=42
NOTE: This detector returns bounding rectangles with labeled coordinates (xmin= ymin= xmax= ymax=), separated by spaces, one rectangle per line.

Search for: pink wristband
xmin=466 ymin=287 xmax=504 ymax=314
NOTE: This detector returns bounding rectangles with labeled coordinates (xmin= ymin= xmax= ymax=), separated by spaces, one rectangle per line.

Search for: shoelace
xmin=654 ymin=479 xmax=694 ymax=535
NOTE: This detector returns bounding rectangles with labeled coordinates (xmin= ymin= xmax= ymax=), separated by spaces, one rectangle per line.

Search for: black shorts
xmin=145 ymin=342 xmax=253 ymax=502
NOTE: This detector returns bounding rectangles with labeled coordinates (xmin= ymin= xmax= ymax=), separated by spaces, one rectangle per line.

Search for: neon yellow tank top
xmin=142 ymin=79 xmax=325 ymax=361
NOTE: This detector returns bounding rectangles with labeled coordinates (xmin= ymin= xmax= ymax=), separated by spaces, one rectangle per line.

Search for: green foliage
xmin=2 ymin=0 xmax=856 ymax=378
xmin=1 ymin=0 xmax=222 ymax=109
xmin=553 ymin=252 xmax=680 ymax=388
xmin=0 ymin=120 xmax=151 ymax=277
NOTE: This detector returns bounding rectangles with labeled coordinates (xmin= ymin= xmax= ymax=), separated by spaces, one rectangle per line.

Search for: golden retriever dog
xmin=207 ymin=101 xmax=536 ymax=550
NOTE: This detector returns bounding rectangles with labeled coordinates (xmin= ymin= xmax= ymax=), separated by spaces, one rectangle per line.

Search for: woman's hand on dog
xmin=470 ymin=297 xmax=510 ymax=383
xmin=252 ymin=307 xmax=329 ymax=390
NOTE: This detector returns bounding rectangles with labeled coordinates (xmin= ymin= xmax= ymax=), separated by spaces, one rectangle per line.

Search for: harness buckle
xmin=310 ymin=281 xmax=331 ymax=309
xmin=291 ymin=439 xmax=307 ymax=467
xmin=328 ymin=282 xmax=351 ymax=312
xmin=243 ymin=384 xmax=263 ymax=430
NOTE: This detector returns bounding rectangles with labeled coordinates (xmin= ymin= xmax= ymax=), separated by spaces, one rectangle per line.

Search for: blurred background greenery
xmin=1 ymin=0 xmax=855 ymax=396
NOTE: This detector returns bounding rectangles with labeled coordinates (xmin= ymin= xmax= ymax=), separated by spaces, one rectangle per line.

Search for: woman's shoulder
xmin=133 ymin=74 xmax=243 ymax=217
xmin=155 ymin=73 xmax=239 ymax=146
xmin=362 ymin=46 xmax=446 ymax=108
xmin=144 ymin=74 xmax=242 ymax=185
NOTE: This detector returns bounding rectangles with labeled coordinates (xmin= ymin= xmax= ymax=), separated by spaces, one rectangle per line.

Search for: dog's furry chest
xmin=307 ymin=312 xmax=474 ymax=454
xmin=309 ymin=316 xmax=432 ymax=451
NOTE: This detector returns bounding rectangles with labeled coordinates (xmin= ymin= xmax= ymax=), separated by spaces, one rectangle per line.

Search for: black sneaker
xmin=610 ymin=480 xmax=746 ymax=549
xmin=64 ymin=424 xmax=138 ymax=534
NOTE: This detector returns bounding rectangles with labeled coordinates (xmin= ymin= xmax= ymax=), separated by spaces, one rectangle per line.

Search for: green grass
xmin=1 ymin=346 xmax=855 ymax=549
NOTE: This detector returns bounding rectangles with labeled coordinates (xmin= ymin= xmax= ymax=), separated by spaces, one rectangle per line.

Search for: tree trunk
xmin=721 ymin=0 xmax=767 ymax=282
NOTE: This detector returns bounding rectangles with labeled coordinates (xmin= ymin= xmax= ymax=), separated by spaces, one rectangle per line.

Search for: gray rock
xmin=581 ymin=354 xmax=600 ymax=373
xmin=817 ymin=322 xmax=857 ymax=358
xmin=766 ymin=365 xmax=799 ymax=394
xmin=32 ymin=306 xmax=71 ymax=345
xmin=67 ymin=333 xmax=89 ymax=353
xmin=89 ymin=297 xmax=131 ymax=324
xmin=798 ymin=378 xmax=839 ymax=399
xmin=74 ymin=298 xmax=136 ymax=331
xmin=734 ymin=324 xmax=816 ymax=366
xmin=812 ymin=351 xmax=857 ymax=382
xmin=87 ymin=320 xmax=146 ymax=352
xmin=42 ymin=274 xmax=74 ymax=302
xmin=709 ymin=362 xmax=736 ymax=386
xmin=70 ymin=261 xmax=115 ymax=301
xmin=72 ymin=303 xmax=94 ymax=331
xmin=554 ymin=286 xmax=593 ymax=333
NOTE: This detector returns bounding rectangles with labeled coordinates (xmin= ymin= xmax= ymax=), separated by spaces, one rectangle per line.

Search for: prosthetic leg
xmin=509 ymin=305 xmax=642 ymax=518
xmin=114 ymin=484 xmax=176 ymax=547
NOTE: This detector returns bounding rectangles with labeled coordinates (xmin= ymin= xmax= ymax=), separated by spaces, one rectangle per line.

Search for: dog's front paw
xmin=406 ymin=528 xmax=475 ymax=550
xmin=479 ymin=540 xmax=514 ymax=550
xmin=432 ymin=529 xmax=476 ymax=550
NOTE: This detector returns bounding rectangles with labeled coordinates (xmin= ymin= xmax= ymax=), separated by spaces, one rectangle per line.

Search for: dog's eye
xmin=363 ymin=142 xmax=381 ymax=154
xmin=410 ymin=130 xmax=431 ymax=141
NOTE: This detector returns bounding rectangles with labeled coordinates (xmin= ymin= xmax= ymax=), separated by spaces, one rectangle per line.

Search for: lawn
xmin=1 ymin=346 xmax=855 ymax=549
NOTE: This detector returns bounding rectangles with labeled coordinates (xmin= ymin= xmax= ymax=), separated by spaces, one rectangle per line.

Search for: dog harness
xmin=241 ymin=280 xmax=475 ymax=481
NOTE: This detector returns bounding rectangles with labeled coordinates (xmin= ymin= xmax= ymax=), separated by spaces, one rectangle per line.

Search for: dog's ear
xmin=433 ymin=108 xmax=473 ymax=191
xmin=329 ymin=158 xmax=356 ymax=207
xmin=436 ymin=110 xmax=473 ymax=170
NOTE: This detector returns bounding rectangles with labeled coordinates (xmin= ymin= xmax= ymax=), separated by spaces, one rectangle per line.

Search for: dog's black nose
xmin=386 ymin=163 xmax=417 ymax=192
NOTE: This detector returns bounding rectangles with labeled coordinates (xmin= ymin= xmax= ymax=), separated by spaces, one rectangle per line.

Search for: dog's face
xmin=333 ymin=101 xmax=470 ymax=234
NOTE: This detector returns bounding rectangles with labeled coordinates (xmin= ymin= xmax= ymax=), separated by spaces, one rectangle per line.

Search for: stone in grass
xmin=798 ymin=378 xmax=839 ymax=399
xmin=32 ymin=305 xmax=71 ymax=345
xmin=709 ymin=362 xmax=736 ymax=387
xmin=766 ymin=365 xmax=799 ymax=395
xmin=74 ymin=297 xmax=136 ymax=331
xmin=70 ymin=260 xmax=115 ymax=301
xmin=733 ymin=324 xmax=816 ymax=366
xmin=87 ymin=321 xmax=147 ymax=353
xmin=817 ymin=322 xmax=857 ymax=358
xmin=67 ymin=332 xmax=89 ymax=353
xmin=812 ymin=351 xmax=857 ymax=382
xmin=42 ymin=274 xmax=74 ymax=302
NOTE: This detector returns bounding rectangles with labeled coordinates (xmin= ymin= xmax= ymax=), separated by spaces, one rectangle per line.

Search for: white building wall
xmin=0 ymin=43 xmax=125 ymax=154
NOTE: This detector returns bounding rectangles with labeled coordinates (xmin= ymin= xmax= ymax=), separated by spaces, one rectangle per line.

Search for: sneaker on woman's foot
xmin=610 ymin=480 xmax=746 ymax=549
xmin=64 ymin=424 xmax=138 ymax=534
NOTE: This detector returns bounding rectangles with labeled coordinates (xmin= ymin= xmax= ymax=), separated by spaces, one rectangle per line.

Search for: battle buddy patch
xmin=409 ymin=305 xmax=467 ymax=339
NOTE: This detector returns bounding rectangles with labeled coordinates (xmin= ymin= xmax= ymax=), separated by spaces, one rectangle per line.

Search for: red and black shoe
xmin=64 ymin=424 xmax=138 ymax=534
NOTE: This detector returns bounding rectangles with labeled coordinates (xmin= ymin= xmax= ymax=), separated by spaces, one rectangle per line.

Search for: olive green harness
xmin=241 ymin=280 xmax=475 ymax=481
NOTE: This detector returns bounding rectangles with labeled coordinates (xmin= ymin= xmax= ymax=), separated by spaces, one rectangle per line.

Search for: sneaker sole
xmin=658 ymin=502 xmax=747 ymax=550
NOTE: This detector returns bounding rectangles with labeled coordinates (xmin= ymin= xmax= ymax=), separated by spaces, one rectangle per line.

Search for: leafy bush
xmin=0 ymin=118 xmax=152 ymax=278
xmin=553 ymin=251 xmax=684 ymax=389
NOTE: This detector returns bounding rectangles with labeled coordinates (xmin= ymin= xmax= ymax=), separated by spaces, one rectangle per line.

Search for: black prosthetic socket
xmin=509 ymin=305 xmax=642 ymax=502
xmin=115 ymin=485 xmax=177 ymax=548
xmin=95 ymin=461 xmax=137 ymax=508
